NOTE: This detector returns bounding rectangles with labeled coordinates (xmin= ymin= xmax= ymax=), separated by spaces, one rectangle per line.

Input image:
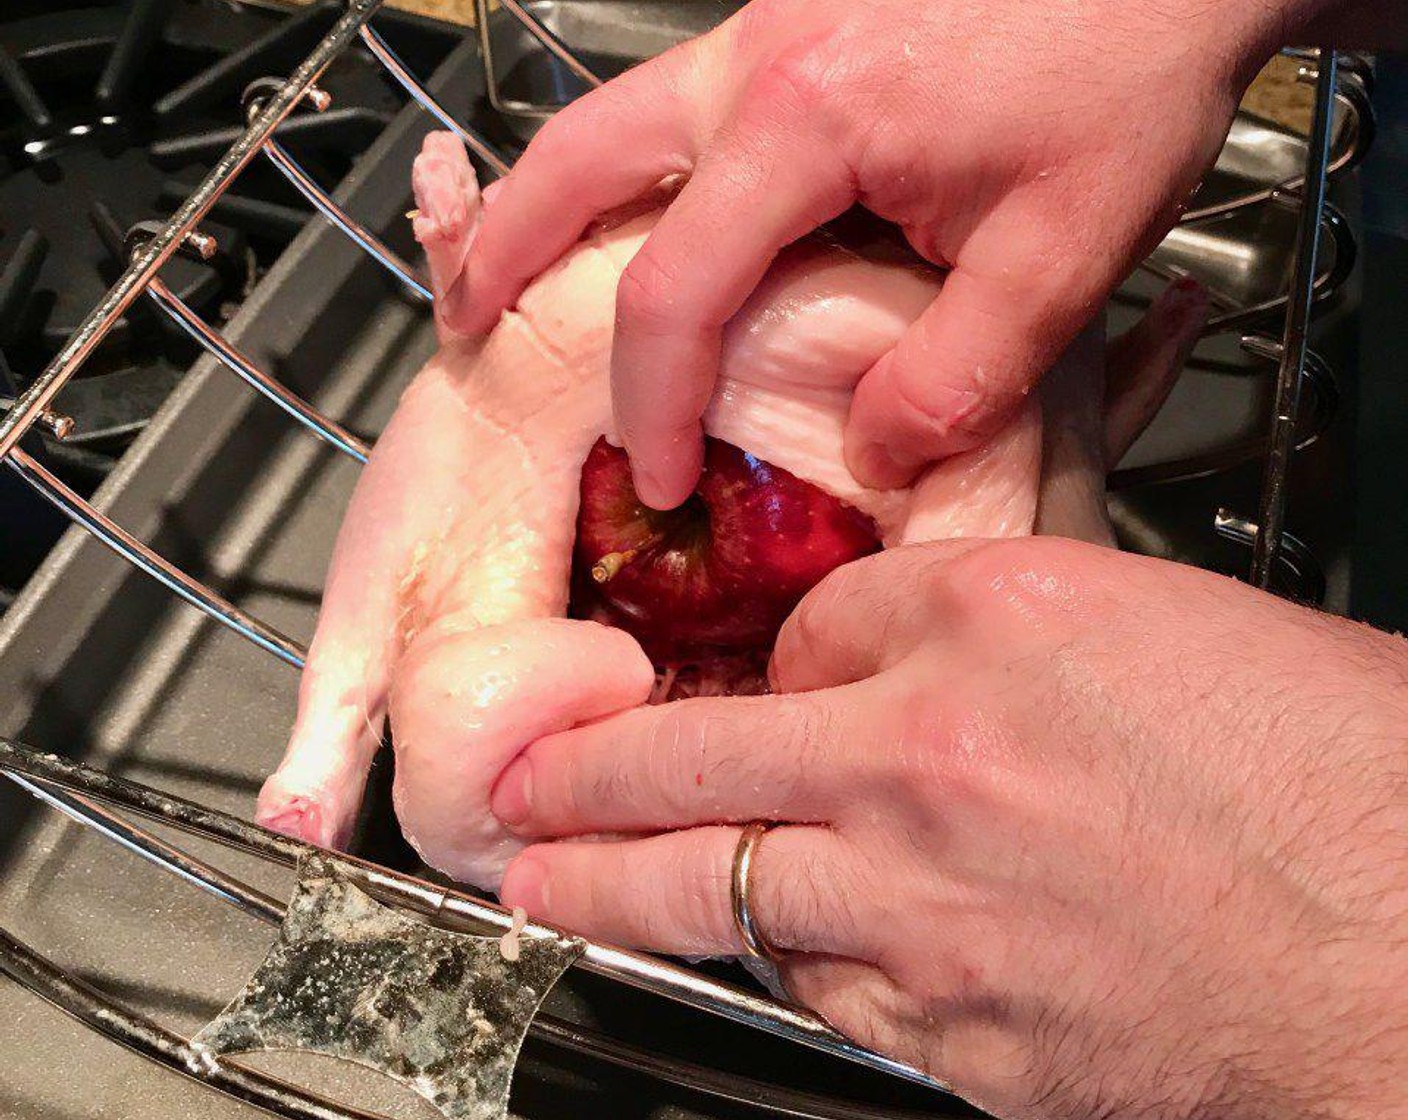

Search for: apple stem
xmin=591 ymin=549 xmax=638 ymax=583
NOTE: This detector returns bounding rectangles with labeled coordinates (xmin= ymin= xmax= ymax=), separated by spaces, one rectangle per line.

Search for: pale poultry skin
xmin=258 ymin=132 xmax=1200 ymax=890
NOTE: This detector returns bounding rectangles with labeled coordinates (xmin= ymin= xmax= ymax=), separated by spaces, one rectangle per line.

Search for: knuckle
xmin=750 ymin=34 xmax=858 ymax=123
xmin=666 ymin=830 xmax=733 ymax=945
xmin=543 ymin=750 xmax=585 ymax=827
xmin=888 ymin=356 xmax=989 ymax=436
xmin=580 ymin=740 xmax=641 ymax=818
xmin=645 ymin=704 xmax=708 ymax=818
xmin=783 ymin=577 xmax=845 ymax=663
xmin=525 ymin=107 xmax=581 ymax=165
xmin=775 ymin=698 xmax=832 ymax=785
xmin=580 ymin=852 xmax=623 ymax=925
xmin=946 ymin=536 xmax=1099 ymax=624
xmin=616 ymin=247 xmax=689 ymax=332
xmin=890 ymin=543 xmax=975 ymax=619
xmin=530 ymin=90 xmax=615 ymax=159
xmin=876 ymin=670 xmax=1005 ymax=812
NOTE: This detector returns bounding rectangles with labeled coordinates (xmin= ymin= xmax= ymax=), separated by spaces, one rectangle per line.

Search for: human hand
xmin=458 ymin=0 xmax=1313 ymax=507
xmin=491 ymin=539 xmax=1408 ymax=1120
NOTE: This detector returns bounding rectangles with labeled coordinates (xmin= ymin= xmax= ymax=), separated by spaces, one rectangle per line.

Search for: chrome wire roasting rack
xmin=0 ymin=2 xmax=1375 ymax=1116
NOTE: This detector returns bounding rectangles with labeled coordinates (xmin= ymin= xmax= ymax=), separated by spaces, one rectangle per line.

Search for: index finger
xmin=455 ymin=60 xmax=697 ymax=336
xmin=490 ymin=683 xmax=892 ymax=839
xmin=608 ymin=107 xmax=854 ymax=507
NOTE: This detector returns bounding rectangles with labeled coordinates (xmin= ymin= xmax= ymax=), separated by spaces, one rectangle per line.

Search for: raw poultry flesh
xmin=258 ymin=132 xmax=1206 ymax=890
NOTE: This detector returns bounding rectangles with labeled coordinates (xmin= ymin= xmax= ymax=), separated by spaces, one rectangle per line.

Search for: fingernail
xmin=851 ymin=439 xmax=909 ymax=489
xmin=257 ymin=796 xmax=329 ymax=847
xmin=1169 ymin=275 xmax=1208 ymax=307
xmin=632 ymin=462 xmax=686 ymax=511
xmin=500 ymin=854 xmax=550 ymax=914
xmin=492 ymin=757 xmax=533 ymax=827
xmin=482 ymin=180 xmax=504 ymax=208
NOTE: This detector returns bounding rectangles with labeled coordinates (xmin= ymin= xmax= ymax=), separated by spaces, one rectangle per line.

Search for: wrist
xmin=1155 ymin=0 xmax=1330 ymax=96
xmin=1226 ymin=0 xmax=1329 ymax=75
xmin=1233 ymin=0 xmax=1407 ymax=52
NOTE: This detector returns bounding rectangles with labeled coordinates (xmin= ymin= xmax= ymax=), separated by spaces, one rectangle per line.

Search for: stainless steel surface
xmin=483 ymin=0 xmax=743 ymax=135
xmin=1250 ymin=52 xmax=1339 ymax=588
xmin=477 ymin=0 xmax=602 ymax=120
xmin=1185 ymin=64 xmax=1371 ymax=221
xmin=1147 ymin=198 xmax=1353 ymax=329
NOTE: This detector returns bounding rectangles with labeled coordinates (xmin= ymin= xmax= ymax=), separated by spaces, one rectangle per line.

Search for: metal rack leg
xmin=1250 ymin=50 xmax=1339 ymax=588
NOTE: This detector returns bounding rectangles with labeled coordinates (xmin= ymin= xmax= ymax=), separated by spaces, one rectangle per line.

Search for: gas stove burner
xmin=0 ymin=1 xmax=454 ymax=449
xmin=0 ymin=0 xmax=462 ymax=610
xmin=1 ymin=5 xmax=259 ymax=388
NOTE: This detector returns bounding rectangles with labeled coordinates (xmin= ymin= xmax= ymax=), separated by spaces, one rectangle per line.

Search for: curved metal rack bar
xmin=1107 ymin=337 xmax=1338 ymax=492
xmin=10 ymin=775 xmax=287 ymax=926
xmin=0 ymin=739 xmax=947 ymax=1095
xmin=146 ymin=277 xmax=371 ymax=464
xmin=258 ymin=136 xmax=432 ymax=303
xmin=0 ymin=0 xmax=390 ymax=460
xmin=357 ymin=22 xmax=512 ymax=177
xmin=1214 ymin=510 xmax=1327 ymax=603
xmin=475 ymin=0 xmax=603 ymax=119
xmin=1248 ymin=51 xmax=1338 ymax=587
xmin=2 ymin=449 xmax=307 ymax=669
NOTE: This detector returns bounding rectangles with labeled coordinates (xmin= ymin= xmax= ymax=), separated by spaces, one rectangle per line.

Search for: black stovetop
xmin=0 ymin=0 xmax=462 ymax=607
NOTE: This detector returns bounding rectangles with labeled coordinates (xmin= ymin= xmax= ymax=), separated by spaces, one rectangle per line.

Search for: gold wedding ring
xmin=731 ymin=821 xmax=782 ymax=962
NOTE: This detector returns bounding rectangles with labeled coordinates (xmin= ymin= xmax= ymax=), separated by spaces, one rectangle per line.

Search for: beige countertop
xmin=376 ymin=0 xmax=480 ymax=25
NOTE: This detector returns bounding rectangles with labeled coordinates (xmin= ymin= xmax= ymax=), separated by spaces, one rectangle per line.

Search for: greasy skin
xmin=257 ymin=132 xmax=1206 ymax=889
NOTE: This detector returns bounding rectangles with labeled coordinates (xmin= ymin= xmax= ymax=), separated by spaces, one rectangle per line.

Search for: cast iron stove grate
xmin=0 ymin=0 xmax=464 ymax=606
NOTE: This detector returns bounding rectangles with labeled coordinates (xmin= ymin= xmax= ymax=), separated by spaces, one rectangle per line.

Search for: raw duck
xmin=257 ymin=132 xmax=1207 ymax=889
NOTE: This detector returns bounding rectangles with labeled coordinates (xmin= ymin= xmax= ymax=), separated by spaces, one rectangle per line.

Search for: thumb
xmin=844 ymin=231 xmax=1098 ymax=490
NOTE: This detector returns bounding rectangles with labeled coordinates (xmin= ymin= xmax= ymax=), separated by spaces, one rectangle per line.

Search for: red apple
xmin=572 ymin=436 xmax=880 ymax=662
